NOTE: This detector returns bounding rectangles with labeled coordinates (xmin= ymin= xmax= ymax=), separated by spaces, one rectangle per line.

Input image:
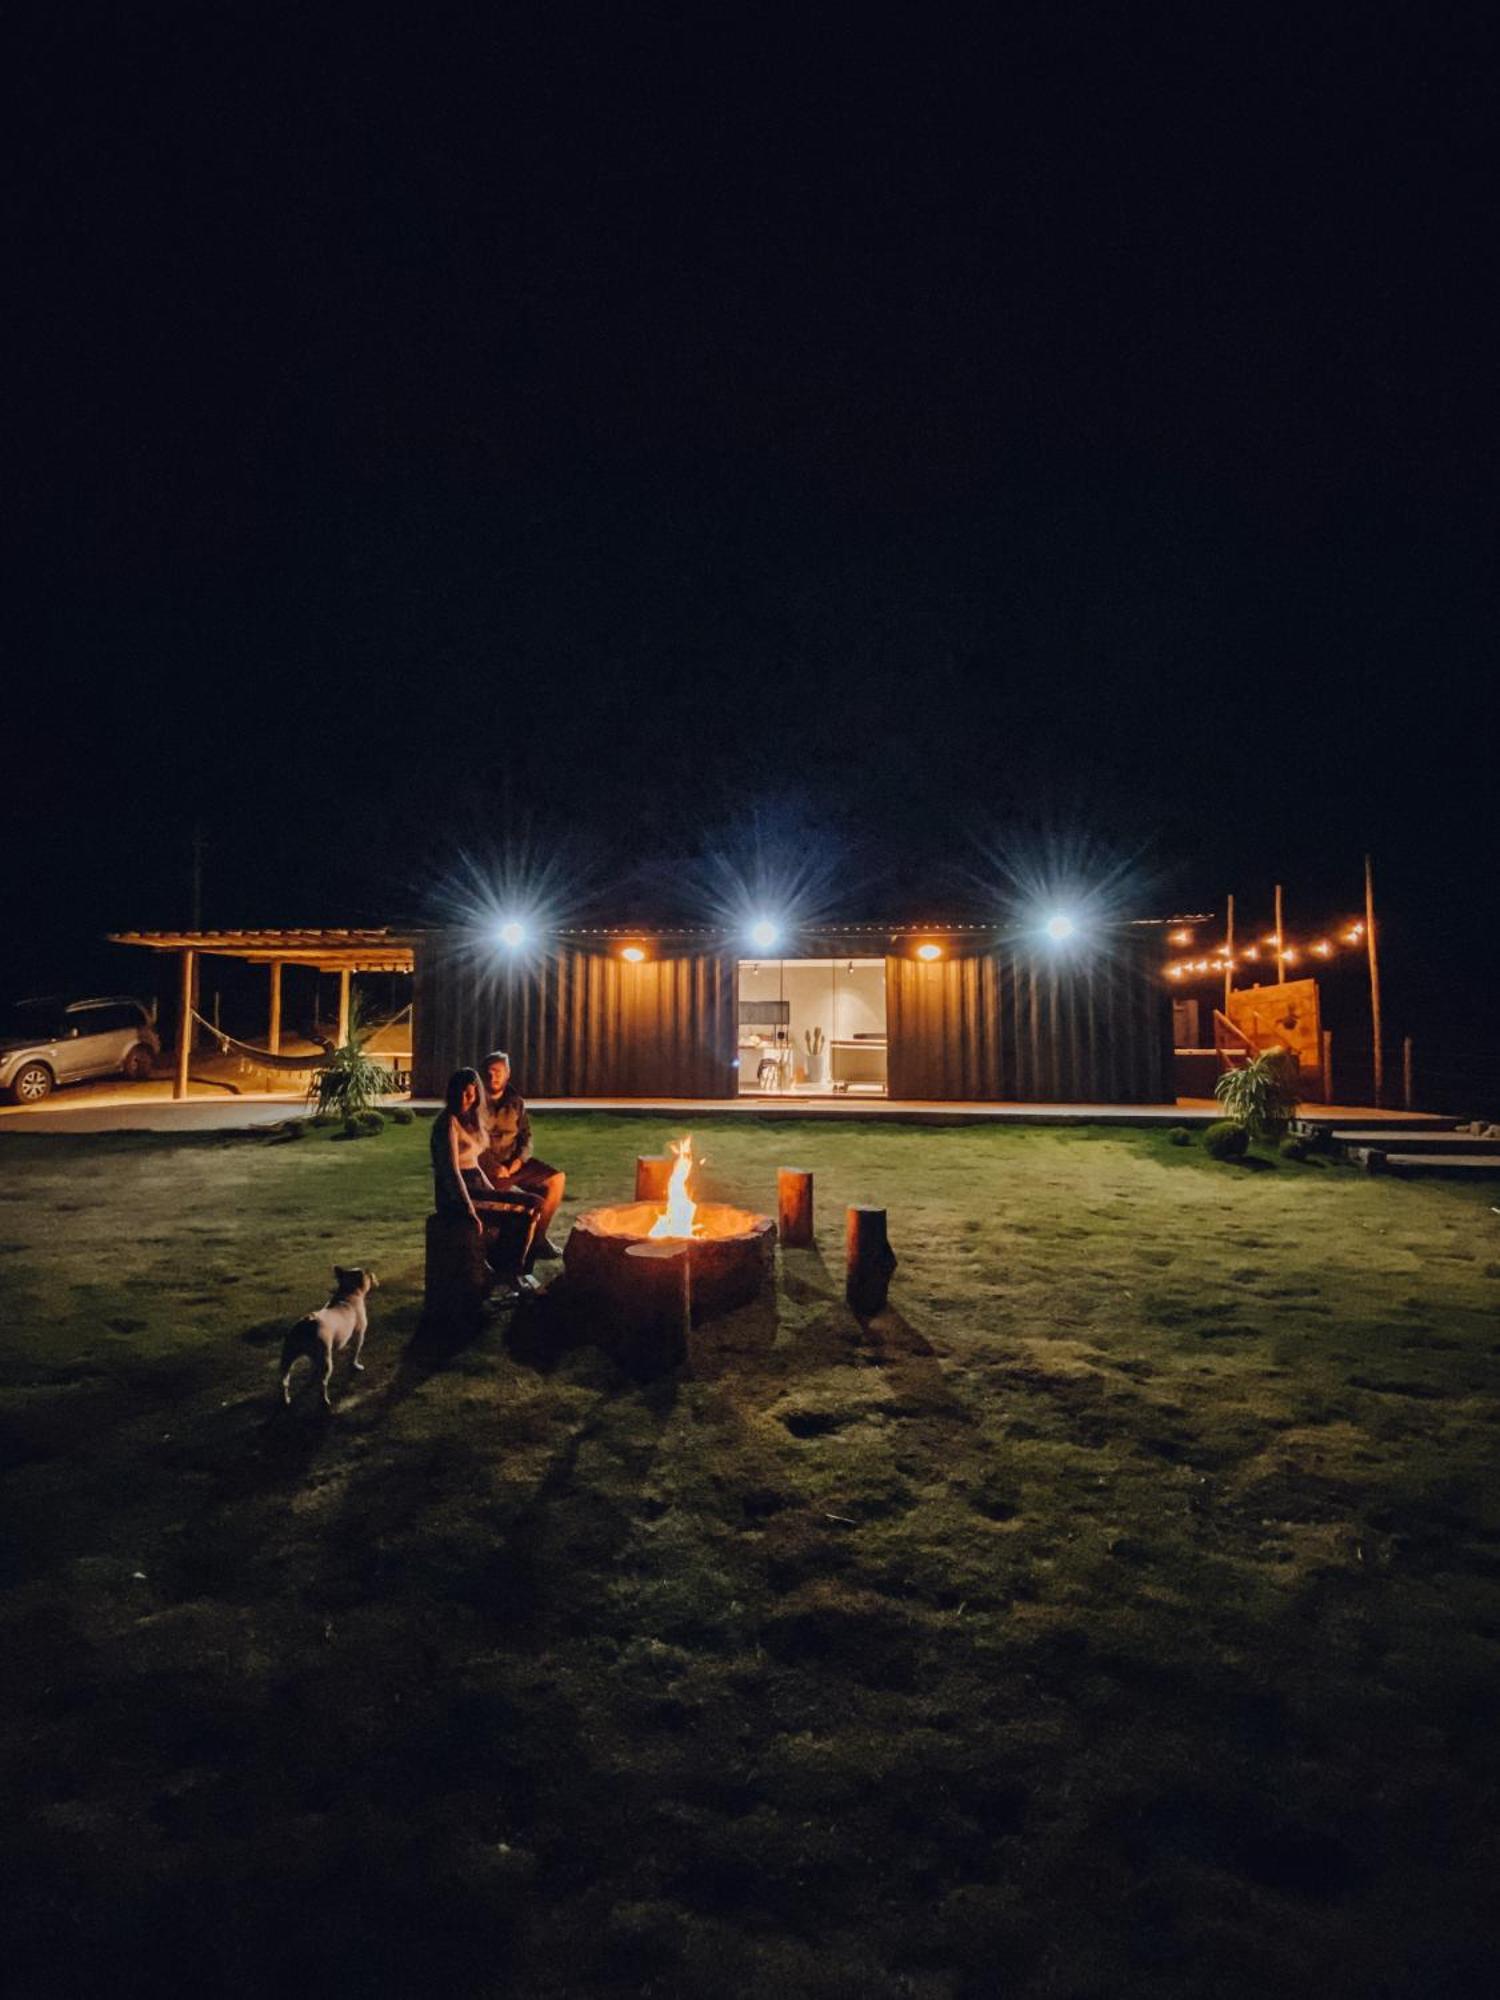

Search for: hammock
xmin=188 ymin=1003 xmax=412 ymax=1073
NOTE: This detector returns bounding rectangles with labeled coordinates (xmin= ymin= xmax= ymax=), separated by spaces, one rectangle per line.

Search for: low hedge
xmin=1203 ymin=1119 xmax=1250 ymax=1162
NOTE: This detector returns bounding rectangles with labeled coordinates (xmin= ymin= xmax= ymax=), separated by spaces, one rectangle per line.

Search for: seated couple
xmin=430 ymin=1050 xmax=566 ymax=1295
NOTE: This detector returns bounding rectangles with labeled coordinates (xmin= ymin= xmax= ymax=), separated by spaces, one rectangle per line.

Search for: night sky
xmin=8 ymin=10 xmax=1497 ymax=1102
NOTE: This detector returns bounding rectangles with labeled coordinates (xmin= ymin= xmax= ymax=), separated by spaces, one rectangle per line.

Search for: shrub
xmin=1166 ymin=1125 xmax=1193 ymax=1146
xmin=1213 ymin=1048 xmax=1301 ymax=1141
xmin=265 ymin=1118 xmax=307 ymax=1142
xmin=1203 ymin=1119 xmax=1250 ymax=1162
xmin=341 ymin=1109 xmax=385 ymax=1140
xmin=1279 ymin=1134 xmax=1311 ymax=1162
xmin=312 ymin=996 xmax=394 ymax=1121
xmin=386 ymin=1104 xmax=415 ymax=1125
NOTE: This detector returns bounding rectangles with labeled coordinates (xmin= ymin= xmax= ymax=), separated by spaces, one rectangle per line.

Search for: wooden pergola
xmin=109 ymin=929 xmax=418 ymax=1099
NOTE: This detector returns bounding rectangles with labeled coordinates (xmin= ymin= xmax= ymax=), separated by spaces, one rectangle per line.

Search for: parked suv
xmin=0 ymin=997 xmax=161 ymax=1105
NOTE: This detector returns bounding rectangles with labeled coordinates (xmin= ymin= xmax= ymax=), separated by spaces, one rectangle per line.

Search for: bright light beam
xmin=1044 ymin=913 xmax=1077 ymax=942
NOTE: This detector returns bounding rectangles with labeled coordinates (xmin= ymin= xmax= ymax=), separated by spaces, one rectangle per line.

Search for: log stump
xmin=777 ymin=1167 xmax=815 ymax=1247
xmin=635 ymin=1155 xmax=673 ymax=1202
xmin=845 ymin=1205 xmax=897 ymax=1317
xmin=621 ymin=1239 xmax=693 ymax=1375
xmin=421 ymin=1210 xmax=489 ymax=1341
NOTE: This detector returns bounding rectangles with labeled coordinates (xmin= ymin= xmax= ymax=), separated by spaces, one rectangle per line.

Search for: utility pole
xmin=1223 ymin=892 xmax=1235 ymax=1012
xmin=190 ymin=821 xmax=205 ymax=929
xmin=1365 ymin=853 xmax=1384 ymax=1107
xmin=187 ymin=821 xmax=205 ymax=1059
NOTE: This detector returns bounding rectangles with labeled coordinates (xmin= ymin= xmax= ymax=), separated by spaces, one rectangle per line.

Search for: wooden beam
xmin=268 ymin=960 xmax=283 ymax=1056
xmin=337 ymin=968 xmax=352 ymax=1047
xmin=1223 ymin=892 xmax=1234 ymax=1009
xmin=174 ymin=948 xmax=194 ymax=1101
xmin=1365 ymin=854 xmax=1384 ymax=1106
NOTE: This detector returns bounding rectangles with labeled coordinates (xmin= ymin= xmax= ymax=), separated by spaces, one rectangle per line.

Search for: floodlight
xmin=916 ymin=941 xmax=943 ymax=961
xmin=621 ymin=945 xmax=646 ymax=963
xmin=1043 ymin=913 xmax=1076 ymax=942
xmin=748 ymin=918 xmax=779 ymax=951
xmin=497 ymin=918 xmax=526 ymax=948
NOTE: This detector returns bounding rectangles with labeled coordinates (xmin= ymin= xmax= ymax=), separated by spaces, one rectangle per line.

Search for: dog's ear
xmin=366 ymin=1270 xmax=379 ymax=1289
xmin=333 ymin=1265 xmax=353 ymax=1289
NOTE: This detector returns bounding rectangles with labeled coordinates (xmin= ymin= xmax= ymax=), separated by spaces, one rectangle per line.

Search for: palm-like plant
xmin=311 ymin=996 xmax=394 ymax=1119
xmin=1214 ymin=1047 xmax=1301 ymax=1141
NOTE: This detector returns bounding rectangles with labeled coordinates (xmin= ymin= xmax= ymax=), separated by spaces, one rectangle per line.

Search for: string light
xmin=1165 ymin=917 xmax=1368 ymax=983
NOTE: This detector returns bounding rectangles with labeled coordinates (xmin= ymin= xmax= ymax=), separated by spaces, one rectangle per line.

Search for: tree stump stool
xmin=620 ymin=1239 xmax=693 ymax=1375
xmin=421 ymin=1211 xmax=490 ymax=1340
xmin=635 ymin=1155 xmax=674 ymax=1202
xmin=777 ymin=1167 xmax=815 ymax=1246
xmin=845 ymin=1205 xmax=897 ymax=1317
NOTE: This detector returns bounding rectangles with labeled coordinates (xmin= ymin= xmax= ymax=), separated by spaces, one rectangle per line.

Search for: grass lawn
xmin=3 ymin=1114 xmax=1500 ymax=1997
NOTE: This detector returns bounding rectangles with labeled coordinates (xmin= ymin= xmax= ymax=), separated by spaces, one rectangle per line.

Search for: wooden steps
xmin=1380 ymin=1153 xmax=1500 ymax=1178
xmin=1290 ymin=1114 xmax=1455 ymax=1135
xmin=1330 ymin=1129 xmax=1500 ymax=1152
xmin=1298 ymin=1115 xmax=1500 ymax=1177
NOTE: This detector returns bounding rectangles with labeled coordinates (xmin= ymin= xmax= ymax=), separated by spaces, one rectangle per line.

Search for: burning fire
xmin=647 ymin=1135 xmax=701 ymax=1239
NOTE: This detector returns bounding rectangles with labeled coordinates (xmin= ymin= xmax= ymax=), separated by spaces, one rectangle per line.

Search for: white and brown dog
xmin=280 ymin=1266 xmax=378 ymax=1407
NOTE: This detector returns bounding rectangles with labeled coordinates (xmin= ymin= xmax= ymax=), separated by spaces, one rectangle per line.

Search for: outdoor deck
xmin=0 ymin=1082 xmax=1442 ymax=1135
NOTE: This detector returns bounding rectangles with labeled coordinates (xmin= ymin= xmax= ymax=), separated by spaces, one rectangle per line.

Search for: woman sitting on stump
xmin=430 ymin=1068 xmax=538 ymax=1292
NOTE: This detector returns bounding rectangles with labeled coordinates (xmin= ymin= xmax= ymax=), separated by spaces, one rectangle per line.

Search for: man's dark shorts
xmin=499 ymin=1158 xmax=561 ymax=1207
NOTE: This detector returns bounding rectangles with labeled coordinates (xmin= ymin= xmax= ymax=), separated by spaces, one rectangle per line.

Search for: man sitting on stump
xmin=479 ymin=1050 xmax=566 ymax=1269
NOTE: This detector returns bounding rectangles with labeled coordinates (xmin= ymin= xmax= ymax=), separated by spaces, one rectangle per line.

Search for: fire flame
xmin=647 ymin=1135 xmax=700 ymax=1238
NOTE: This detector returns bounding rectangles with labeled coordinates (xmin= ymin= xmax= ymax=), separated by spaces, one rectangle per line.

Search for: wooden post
xmin=1402 ymin=1035 xmax=1413 ymax=1112
xmin=268 ymin=960 xmax=283 ymax=1056
xmin=635 ymin=1155 xmax=673 ymax=1202
xmin=846 ymin=1205 xmax=897 ymax=1318
xmin=1365 ymin=853 xmax=1383 ymax=1107
xmin=337 ymin=968 xmax=352 ymax=1048
xmin=174 ymin=947 xmax=194 ymax=1101
xmin=1273 ymin=883 xmax=1284 ymax=975
xmin=623 ymin=1240 xmax=692 ymax=1373
xmin=777 ymin=1167 xmax=814 ymax=1246
xmin=1223 ymin=892 xmax=1235 ymax=1009
xmin=1321 ymin=1029 xmax=1334 ymax=1107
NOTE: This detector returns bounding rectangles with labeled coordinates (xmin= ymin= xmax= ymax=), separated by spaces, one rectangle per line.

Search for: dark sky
xmin=7 ymin=8 xmax=1497 ymax=1090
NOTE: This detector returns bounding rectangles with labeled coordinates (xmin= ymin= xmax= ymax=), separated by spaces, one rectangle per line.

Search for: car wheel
xmin=122 ymin=1044 xmax=155 ymax=1082
xmin=10 ymin=1062 xmax=54 ymax=1105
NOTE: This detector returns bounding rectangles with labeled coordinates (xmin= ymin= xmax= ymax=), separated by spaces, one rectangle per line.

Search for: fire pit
xmin=563 ymin=1138 xmax=775 ymax=1322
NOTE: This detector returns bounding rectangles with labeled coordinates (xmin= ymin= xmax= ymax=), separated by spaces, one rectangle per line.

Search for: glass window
xmin=737 ymin=959 xmax=887 ymax=1095
xmin=1 ymin=1000 xmax=63 ymax=1041
xmin=69 ymin=1003 xmax=140 ymax=1037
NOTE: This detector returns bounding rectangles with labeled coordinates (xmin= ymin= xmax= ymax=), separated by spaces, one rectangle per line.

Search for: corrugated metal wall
xmin=416 ymin=930 xmax=1173 ymax=1103
xmin=886 ymin=934 xmax=1173 ymax=1102
xmin=413 ymin=937 xmax=737 ymax=1099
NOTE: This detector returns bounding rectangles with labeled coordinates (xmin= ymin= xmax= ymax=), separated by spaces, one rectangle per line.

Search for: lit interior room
xmin=737 ymin=957 xmax=888 ymax=1095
